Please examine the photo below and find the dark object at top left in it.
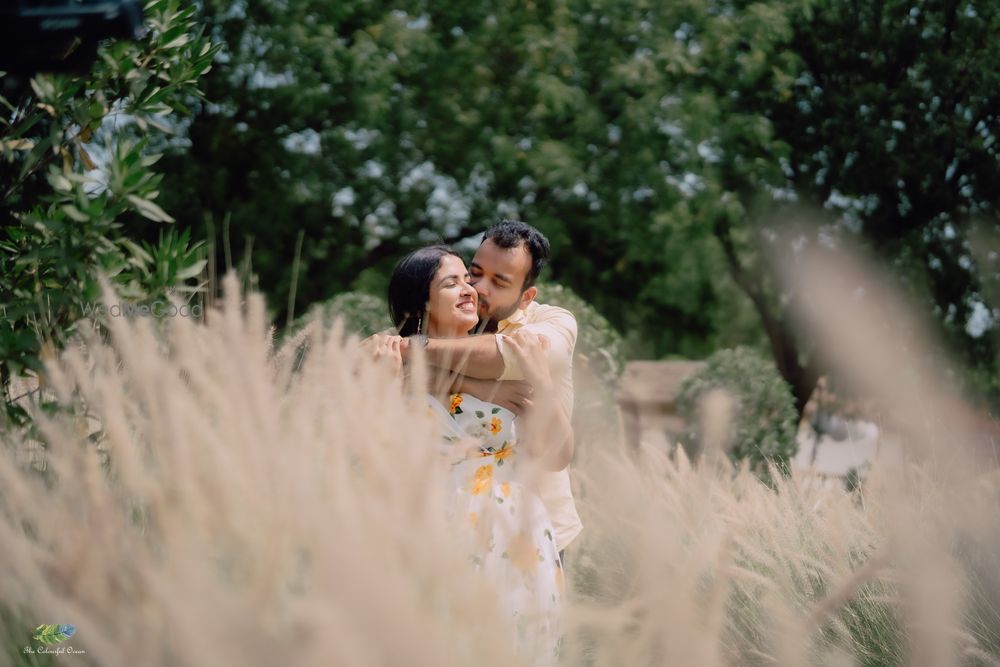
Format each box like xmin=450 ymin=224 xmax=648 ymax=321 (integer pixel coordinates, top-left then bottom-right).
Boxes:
xmin=0 ymin=1 xmax=146 ymax=74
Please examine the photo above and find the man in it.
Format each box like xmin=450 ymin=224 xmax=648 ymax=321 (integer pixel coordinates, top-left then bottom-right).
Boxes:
xmin=402 ymin=220 xmax=583 ymax=558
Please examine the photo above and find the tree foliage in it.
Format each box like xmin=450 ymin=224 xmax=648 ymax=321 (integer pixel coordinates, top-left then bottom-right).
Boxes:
xmin=150 ymin=0 xmax=999 ymax=413
xmin=156 ymin=0 xmax=763 ymax=359
xmin=0 ymin=0 xmax=219 ymax=417
xmin=689 ymin=0 xmax=1000 ymax=410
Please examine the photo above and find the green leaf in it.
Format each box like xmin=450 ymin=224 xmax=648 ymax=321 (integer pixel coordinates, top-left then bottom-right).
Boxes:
xmin=126 ymin=194 xmax=175 ymax=222
xmin=175 ymin=258 xmax=208 ymax=281
xmin=48 ymin=171 xmax=72 ymax=192
xmin=29 ymin=76 xmax=56 ymax=102
xmin=163 ymin=34 xmax=191 ymax=49
xmin=33 ymin=623 xmax=74 ymax=645
xmin=61 ymin=204 xmax=90 ymax=222
xmin=121 ymin=238 xmax=154 ymax=266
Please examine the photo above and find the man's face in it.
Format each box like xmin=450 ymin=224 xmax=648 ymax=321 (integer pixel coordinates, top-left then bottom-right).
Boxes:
xmin=469 ymin=239 xmax=536 ymax=331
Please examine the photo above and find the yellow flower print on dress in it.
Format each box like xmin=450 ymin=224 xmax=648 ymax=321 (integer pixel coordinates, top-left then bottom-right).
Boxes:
xmin=506 ymin=532 xmax=539 ymax=574
xmin=493 ymin=442 xmax=514 ymax=466
xmin=469 ymin=464 xmax=493 ymax=495
xmin=439 ymin=392 xmax=560 ymax=658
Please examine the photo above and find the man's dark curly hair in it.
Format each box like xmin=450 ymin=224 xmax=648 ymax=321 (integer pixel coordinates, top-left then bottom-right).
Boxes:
xmin=481 ymin=219 xmax=550 ymax=290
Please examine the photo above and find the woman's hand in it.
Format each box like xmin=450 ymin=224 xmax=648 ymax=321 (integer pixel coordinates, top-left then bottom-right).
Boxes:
xmin=361 ymin=333 xmax=403 ymax=374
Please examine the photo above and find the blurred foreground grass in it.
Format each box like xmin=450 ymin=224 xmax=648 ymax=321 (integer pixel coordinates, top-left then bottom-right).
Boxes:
xmin=2 ymin=268 xmax=999 ymax=666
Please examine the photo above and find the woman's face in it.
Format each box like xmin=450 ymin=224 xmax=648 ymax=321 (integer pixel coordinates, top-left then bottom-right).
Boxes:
xmin=426 ymin=254 xmax=479 ymax=338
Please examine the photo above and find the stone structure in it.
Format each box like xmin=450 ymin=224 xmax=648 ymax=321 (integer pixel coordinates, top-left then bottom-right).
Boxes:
xmin=616 ymin=360 xmax=704 ymax=451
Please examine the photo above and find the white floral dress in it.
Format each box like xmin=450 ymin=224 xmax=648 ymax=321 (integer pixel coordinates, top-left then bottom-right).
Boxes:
xmin=429 ymin=392 xmax=563 ymax=666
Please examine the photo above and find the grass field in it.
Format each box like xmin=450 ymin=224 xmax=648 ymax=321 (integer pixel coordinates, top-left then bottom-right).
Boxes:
xmin=2 ymin=270 xmax=999 ymax=666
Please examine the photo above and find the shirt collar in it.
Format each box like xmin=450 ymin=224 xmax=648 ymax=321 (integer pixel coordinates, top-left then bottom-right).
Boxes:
xmin=497 ymin=302 xmax=532 ymax=332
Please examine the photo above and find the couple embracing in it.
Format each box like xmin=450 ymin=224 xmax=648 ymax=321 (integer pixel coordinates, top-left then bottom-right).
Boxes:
xmin=367 ymin=220 xmax=582 ymax=665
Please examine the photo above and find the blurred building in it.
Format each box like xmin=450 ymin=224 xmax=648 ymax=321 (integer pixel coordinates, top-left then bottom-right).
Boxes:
xmin=615 ymin=363 xmax=905 ymax=482
xmin=616 ymin=360 xmax=703 ymax=453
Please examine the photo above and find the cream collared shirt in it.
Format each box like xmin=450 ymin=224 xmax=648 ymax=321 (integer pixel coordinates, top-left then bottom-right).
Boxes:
xmin=495 ymin=301 xmax=583 ymax=551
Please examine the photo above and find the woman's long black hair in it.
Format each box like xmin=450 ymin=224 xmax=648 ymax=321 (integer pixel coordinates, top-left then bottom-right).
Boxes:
xmin=387 ymin=245 xmax=461 ymax=337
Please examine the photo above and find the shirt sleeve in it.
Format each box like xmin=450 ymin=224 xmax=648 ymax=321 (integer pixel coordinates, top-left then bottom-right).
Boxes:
xmin=497 ymin=306 xmax=578 ymax=382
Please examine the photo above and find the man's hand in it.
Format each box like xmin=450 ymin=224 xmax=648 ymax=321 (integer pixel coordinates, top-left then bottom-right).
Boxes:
xmin=503 ymin=330 xmax=553 ymax=396
xmin=502 ymin=329 xmax=574 ymax=470
xmin=462 ymin=378 xmax=534 ymax=415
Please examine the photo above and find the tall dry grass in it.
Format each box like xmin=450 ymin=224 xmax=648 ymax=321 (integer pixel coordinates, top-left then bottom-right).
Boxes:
xmin=0 ymin=255 xmax=998 ymax=666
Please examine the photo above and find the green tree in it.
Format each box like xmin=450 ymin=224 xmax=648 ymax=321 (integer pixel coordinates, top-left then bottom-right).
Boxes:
xmin=155 ymin=0 xmax=760 ymax=360
xmin=683 ymin=0 xmax=1000 ymax=411
xmin=0 ymin=0 xmax=219 ymax=420
xmin=154 ymin=0 xmax=999 ymax=414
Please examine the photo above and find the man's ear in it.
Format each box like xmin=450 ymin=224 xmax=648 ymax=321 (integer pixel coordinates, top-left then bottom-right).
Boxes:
xmin=519 ymin=285 xmax=538 ymax=309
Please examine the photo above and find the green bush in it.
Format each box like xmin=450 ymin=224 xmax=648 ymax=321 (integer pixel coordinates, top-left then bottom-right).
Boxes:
xmin=676 ymin=346 xmax=798 ymax=478
xmin=537 ymin=282 xmax=625 ymax=389
xmin=295 ymin=291 xmax=392 ymax=339
xmin=0 ymin=1 xmax=218 ymax=424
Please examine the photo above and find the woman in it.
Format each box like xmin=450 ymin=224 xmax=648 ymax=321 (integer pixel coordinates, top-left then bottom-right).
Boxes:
xmin=374 ymin=245 xmax=567 ymax=666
